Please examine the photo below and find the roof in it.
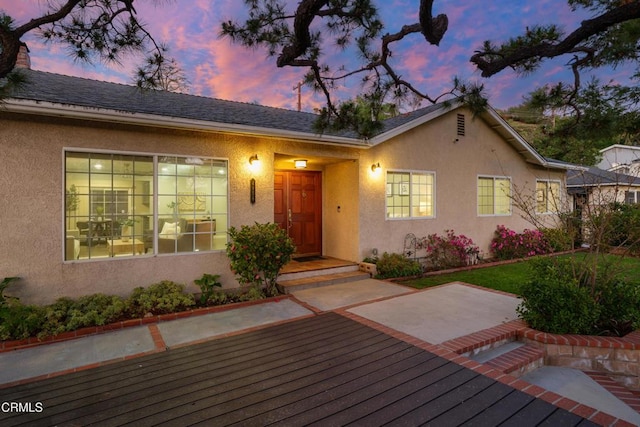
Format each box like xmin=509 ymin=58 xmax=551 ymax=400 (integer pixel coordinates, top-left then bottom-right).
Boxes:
xmin=5 ymin=69 xmax=571 ymax=169
xmin=567 ymin=166 xmax=640 ymax=188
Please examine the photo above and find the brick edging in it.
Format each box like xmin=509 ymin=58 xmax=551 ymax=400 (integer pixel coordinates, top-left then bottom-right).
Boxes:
xmin=0 ymin=295 xmax=292 ymax=353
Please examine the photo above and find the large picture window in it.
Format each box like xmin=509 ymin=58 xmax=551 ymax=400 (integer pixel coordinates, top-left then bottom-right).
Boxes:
xmin=65 ymin=151 xmax=228 ymax=260
xmin=536 ymin=180 xmax=561 ymax=214
xmin=477 ymin=176 xmax=511 ymax=216
xmin=386 ymin=171 xmax=435 ymax=219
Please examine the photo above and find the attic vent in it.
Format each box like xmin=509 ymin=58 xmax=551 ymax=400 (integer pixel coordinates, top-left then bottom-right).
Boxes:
xmin=456 ymin=113 xmax=465 ymax=136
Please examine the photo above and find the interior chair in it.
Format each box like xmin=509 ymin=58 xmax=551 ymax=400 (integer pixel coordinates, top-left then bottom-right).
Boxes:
xmin=76 ymin=221 xmax=91 ymax=245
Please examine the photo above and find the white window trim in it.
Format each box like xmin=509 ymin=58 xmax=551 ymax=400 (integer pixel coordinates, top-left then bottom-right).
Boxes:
xmin=477 ymin=175 xmax=512 ymax=217
xmin=535 ymin=179 xmax=562 ymax=215
xmin=385 ymin=169 xmax=436 ymax=220
xmin=62 ymin=148 xmax=230 ymax=262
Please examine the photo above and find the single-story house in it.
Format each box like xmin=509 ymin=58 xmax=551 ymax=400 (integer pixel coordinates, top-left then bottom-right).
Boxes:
xmin=567 ymin=166 xmax=640 ymax=209
xmin=1 ymin=58 xmax=576 ymax=304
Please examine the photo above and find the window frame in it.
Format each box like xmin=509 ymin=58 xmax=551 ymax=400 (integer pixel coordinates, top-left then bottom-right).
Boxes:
xmin=477 ymin=175 xmax=512 ymax=217
xmin=385 ymin=169 xmax=436 ymax=220
xmin=535 ymin=179 xmax=562 ymax=214
xmin=63 ymin=148 xmax=229 ymax=262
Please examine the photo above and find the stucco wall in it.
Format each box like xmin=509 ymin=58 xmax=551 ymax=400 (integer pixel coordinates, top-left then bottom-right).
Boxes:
xmin=357 ymin=108 xmax=567 ymax=260
xmin=0 ymin=114 xmax=362 ymax=304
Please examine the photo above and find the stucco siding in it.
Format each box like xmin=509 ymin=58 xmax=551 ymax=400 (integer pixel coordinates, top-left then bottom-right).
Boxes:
xmin=357 ymin=108 xmax=566 ymax=259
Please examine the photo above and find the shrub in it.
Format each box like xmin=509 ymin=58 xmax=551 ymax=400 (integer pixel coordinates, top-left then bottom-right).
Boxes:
xmin=375 ymin=252 xmax=422 ymax=279
xmin=125 ymin=281 xmax=195 ymax=318
xmin=595 ymin=279 xmax=640 ymax=336
xmin=517 ymin=257 xmax=600 ymax=334
xmin=41 ymin=294 xmax=126 ymax=337
xmin=194 ymin=273 xmax=223 ymax=305
xmin=227 ymin=222 xmax=295 ymax=296
xmin=608 ymin=202 xmax=640 ymax=253
xmin=540 ymin=227 xmax=574 ymax=252
xmin=0 ymin=300 xmax=45 ymax=340
xmin=424 ymin=230 xmax=479 ymax=270
xmin=490 ymin=225 xmax=551 ymax=260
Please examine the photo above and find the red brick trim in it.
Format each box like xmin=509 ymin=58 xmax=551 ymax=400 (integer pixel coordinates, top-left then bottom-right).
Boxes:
xmin=0 ymin=295 xmax=293 ymax=353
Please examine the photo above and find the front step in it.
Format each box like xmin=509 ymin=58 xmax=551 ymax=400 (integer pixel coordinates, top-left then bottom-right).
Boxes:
xmin=278 ymin=270 xmax=370 ymax=293
xmin=471 ymin=342 xmax=545 ymax=378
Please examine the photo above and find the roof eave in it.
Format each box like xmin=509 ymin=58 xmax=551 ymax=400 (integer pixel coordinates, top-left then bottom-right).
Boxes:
xmin=5 ymin=99 xmax=372 ymax=148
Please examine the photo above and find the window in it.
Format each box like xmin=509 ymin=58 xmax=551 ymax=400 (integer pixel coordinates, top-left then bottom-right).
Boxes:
xmin=477 ymin=176 xmax=511 ymax=216
xmin=625 ymin=190 xmax=640 ymax=204
xmin=386 ymin=171 xmax=435 ymax=219
xmin=65 ymin=151 xmax=228 ymax=260
xmin=536 ymin=180 xmax=561 ymax=213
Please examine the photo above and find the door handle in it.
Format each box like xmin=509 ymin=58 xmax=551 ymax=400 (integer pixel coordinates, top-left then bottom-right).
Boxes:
xmin=288 ymin=208 xmax=292 ymax=229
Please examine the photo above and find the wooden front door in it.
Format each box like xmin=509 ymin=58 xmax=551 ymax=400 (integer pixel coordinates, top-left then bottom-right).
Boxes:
xmin=274 ymin=170 xmax=322 ymax=255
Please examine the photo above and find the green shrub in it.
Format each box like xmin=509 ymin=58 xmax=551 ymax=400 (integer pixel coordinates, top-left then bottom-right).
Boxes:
xmin=517 ymin=258 xmax=600 ymax=334
xmin=0 ymin=300 xmax=45 ymax=340
xmin=540 ymin=227 xmax=574 ymax=252
xmin=41 ymin=294 xmax=126 ymax=337
xmin=375 ymin=252 xmax=422 ymax=279
xmin=595 ymin=279 xmax=640 ymax=336
xmin=608 ymin=203 xmax=640 ymax=252
xmin=227 ymin=222 xmax=295 ymax=296
xmin=125 ymin=281 xmax=195 ymax=318
xmin=194 ymin=273 xmax=223 ymax=305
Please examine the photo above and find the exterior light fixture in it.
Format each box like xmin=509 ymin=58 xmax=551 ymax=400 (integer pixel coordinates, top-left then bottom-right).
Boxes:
xmin=371 ymin=162 xmax=381 ymax=172
xmin=294 ymin=159 xmax=307 ymax=169
xmin=249 ymin=154 xmax=259 ymax=166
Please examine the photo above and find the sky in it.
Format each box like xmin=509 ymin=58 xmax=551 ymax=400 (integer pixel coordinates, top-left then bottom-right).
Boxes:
xmin=1 ymin=0 xmax=635 ymax=112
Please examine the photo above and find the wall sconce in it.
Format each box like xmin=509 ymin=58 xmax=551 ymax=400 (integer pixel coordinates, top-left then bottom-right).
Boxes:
xmin=371 ymin=162 xmax=381 ymax=173
xmin=249 ymin=154 xmax=260 ymax=172
xmin=294 ymin=159 xmax=307 ymax=169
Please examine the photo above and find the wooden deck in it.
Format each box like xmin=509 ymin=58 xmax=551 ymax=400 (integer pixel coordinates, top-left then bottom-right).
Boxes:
xmin=0 ymin=313 xmax=598 ymax=426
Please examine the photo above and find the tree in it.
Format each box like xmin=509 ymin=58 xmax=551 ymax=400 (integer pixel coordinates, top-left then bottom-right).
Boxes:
xmin=0 ymin=0 xmax=185 ymax=93
xmin=511 ymin=80 xmax=640 ymax=165
xmin=221 ymin=0 xmax=640 ymax=135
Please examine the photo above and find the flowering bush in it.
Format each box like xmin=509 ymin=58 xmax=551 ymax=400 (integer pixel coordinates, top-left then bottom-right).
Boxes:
xmin=490 ymin=225 xmax=551 ymax=260
xmin=226 ymin=223 xmax=295 ymax=296
xmin=425 ymin=230 xmax=480 ymax=270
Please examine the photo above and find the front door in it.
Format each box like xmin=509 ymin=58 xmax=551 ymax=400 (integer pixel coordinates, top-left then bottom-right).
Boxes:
xmin=274 ymin=170 xmax=322 ymax=255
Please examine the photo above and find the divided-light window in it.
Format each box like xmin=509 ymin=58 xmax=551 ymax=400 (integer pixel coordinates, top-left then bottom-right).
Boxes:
xmin=64 ymin=151 xmax=228 ymax=260
xmin=477 ymin=176 xmax=511 ymax=216
xmin=386 ymin=171 xmax=435 ymax=219
xmin=536 ymin=180 xmax=561 ymax=214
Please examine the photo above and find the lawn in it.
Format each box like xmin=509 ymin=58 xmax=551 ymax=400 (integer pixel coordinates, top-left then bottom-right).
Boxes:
xmin=402 ymin=253 xmax=640 ymax=296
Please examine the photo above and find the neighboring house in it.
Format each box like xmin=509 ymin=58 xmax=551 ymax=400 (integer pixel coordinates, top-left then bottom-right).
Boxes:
xmin=597 ymin=144 xmax=640 ymax=177
xmin=1 ymin=64 xmax=575 ymax=304
xmin=567 ymin=166 xmax=640 ymax=210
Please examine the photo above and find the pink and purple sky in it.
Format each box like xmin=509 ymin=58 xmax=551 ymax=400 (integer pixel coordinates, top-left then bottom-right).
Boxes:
xmin=1 ymin=1 xmax=634 ymax=112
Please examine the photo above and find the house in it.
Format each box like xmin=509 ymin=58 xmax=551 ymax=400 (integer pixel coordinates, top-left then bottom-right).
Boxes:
xmin=567 ymin=166 xmax=640 ymax=211
xmin=1 ymin=62 xmax=575 ymax=304
xmin=596 ymin=144 xmax=640 ymax=176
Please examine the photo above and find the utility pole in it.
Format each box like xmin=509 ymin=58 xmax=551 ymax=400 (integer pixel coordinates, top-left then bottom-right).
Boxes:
xmin=293 ymin=82 xmax=302 ymax=111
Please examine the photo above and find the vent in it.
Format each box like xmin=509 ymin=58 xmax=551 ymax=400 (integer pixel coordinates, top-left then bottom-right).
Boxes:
xmin=456 ymin=113 xmax=465 ymax=136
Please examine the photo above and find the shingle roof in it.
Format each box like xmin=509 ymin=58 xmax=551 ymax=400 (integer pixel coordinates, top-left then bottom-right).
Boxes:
xmin=9 ymin=70 xmax=453 ymax=141
xmin=567 ymin=166 xmax=640 ymax=187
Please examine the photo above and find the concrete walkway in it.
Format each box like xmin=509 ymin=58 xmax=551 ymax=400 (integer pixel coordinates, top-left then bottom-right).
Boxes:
xmin=1 ymin=280 xmax=638 ymax=425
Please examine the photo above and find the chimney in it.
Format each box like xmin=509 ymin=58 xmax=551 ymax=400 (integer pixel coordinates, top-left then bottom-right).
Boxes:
xmin=15 ymin=42 xmax=31 ymax=69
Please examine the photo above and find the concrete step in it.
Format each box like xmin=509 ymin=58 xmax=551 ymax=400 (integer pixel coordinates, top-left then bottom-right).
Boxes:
xmin=277 ymin=270 xmax=371 ymax=293
xmin=472 ymin=342 xmax=545 ymax=378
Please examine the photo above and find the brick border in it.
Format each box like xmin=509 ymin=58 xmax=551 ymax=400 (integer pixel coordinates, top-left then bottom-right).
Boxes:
xmin=0 ymin=295 xmax=293 ymax=353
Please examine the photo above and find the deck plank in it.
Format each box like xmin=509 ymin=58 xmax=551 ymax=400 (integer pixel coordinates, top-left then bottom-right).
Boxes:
xmin=0 ymin=312 xmax=596 ymax=427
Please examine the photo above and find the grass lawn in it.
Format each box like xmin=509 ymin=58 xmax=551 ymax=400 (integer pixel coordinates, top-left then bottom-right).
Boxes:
xmin=402 ymin=253 xmax=640 ymax=296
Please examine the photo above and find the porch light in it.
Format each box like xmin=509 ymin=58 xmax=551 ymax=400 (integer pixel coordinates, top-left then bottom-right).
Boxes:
xmin=249 ymin=154 xmax=259 ymax=166
xmin=294 ymin=159 xmax=307 ymax=169
xmin=371 ymin=162 xmax=381 ymax=173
